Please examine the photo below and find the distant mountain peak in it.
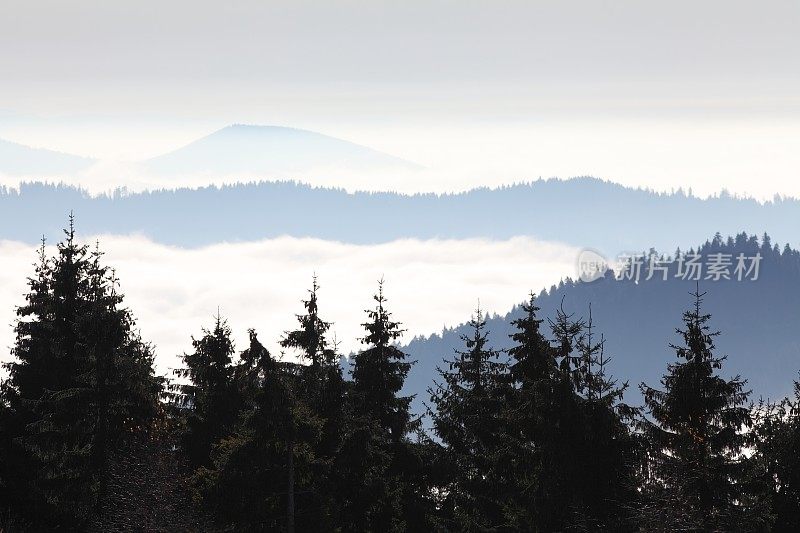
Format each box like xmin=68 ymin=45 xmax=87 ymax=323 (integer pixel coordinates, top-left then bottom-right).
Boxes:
xmin=0 ymin=137 xmax=95 ymax=176
xmin=220 ymin=123 xmax=307 ymax=132
xmin=145 ymin=124 xmax=422 ymax=177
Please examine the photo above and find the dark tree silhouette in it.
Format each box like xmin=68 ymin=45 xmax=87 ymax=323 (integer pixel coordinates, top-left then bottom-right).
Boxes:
xmin=429 ymin=307 xmax=509 ymax=531
xmin=172 ymin=314 xmax=240 ymax=469
xmin=279 ymin=277 xmax=346 ymax=531
xmin=197 ymin=330 xmax=322 ymax=532
xmin=754 ymin=377 xmax=800 ymax=531
xmin=336 ymin=280 xmax=435 ymax=531
xmin=1 ymin=218 xmax=162 ymax=527
xmin=569 ymin=307 xmax=639 ymax=531
xmin=3 ymin=224 xmax=800 ymax=530
xmin=638 ymin=287 xmax=764 ymax=530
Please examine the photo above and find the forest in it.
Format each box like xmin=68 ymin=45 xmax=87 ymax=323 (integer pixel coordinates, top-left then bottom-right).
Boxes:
xmin=1 ymin=178 xmax=798 ymax=252
xmin=1 ymin=220 xmax=800 ymax=532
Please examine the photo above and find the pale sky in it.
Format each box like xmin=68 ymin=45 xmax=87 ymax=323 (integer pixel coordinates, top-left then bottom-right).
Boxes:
xmin=2 ymin=1 xmax=798 ymax=88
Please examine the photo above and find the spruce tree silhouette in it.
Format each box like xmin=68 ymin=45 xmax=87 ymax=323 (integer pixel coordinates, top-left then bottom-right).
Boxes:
xmin=337 ymin=280 xmax=433 ymax=531
xmin=500 ymin=294 xmax=557 ymax=531
xmin=172 ymin=313 xmax=240 ymax=469
xmin=755 ymin=377 xmax=800 ymax=531
xmin=569 ymin=306 xmax=639 ymax=531
xmin=198 ymin=330 xmax=322 ymax=532
xmin=280 ymin=276 xmax=345 ymax=531
xmin=1 ymin=216 xmax=162 ymax=528
xmin=638 ymin=285 xmax=764 ymax=530
xmin=429 ymin=306 xmax=509 ymax=531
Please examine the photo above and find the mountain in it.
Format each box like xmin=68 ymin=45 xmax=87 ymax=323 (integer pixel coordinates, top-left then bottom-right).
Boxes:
xmin=0 ymin=179 xmax=797 ymax=254
xmin=0 ymin=138 xmax=95 ymax=176
xmin=401 ymin=234 xmax=800 ymax=420
xmin=144 ymin=124 xmax=422 ymax=177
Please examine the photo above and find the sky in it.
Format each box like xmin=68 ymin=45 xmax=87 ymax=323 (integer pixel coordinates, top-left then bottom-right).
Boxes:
xmin=0 ymin=0 xmax=799 ymax=198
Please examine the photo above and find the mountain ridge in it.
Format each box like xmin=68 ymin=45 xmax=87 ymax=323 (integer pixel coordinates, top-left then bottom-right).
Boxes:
xmin=143 ymin=124 xmax=423 ymax=176
xmin=1 ymin=178 xmax=797 ymax=255
xmin=0 ymin=137 xmax=95 ymax=176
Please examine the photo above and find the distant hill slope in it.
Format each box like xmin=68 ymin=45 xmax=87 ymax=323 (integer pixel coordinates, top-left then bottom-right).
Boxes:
xmin=401 ymin=234 xmax=800 ymax=420
xmin=144 ymin=124 xmax=421 ymax=177
xmin=0 ymin=138 xmax=95 ymax=176
xmin=0 ymin=178 xmax=797 ymax=255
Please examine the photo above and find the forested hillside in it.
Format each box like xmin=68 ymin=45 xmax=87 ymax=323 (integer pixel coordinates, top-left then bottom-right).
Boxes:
xmin=2 ymin=226 xmax=800 ymax=531
xmin=1 ymin=179 xmax=798 ymax=253
xmin=404 ymin=233 xmax=800 ymax=419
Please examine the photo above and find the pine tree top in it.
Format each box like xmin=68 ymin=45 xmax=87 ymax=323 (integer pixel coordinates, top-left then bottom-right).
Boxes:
xmin=280 ymin=276 xmax=335 ymax=367
xmin=359 ymin=278 xmax=405 ymax=348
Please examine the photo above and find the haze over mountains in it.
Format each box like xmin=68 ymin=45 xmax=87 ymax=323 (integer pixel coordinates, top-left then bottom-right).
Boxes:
xmin=0 ymin=124 xmax=422 ymax=190
xmin=3 ymin=121 xmax=800 ymax=199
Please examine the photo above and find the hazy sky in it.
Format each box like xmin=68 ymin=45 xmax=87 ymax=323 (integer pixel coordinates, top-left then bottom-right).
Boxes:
xmin=1 ymin=0 xmax=799 ymax=196
xmin=3 ymin=1 xmax=798 ymax=89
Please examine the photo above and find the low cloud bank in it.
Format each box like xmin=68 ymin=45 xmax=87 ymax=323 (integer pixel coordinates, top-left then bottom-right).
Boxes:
xmin=0 ymin=235 xmax=579 ymax=376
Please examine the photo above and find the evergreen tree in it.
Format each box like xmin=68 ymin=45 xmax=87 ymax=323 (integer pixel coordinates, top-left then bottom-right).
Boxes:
xmin=549 ymin=297 xmax=585 ymax=387
xmin=280 ymin=277 xmax=343 ymax=424
xmin=503 ymin=296 xmax=638 ymax=531
xmin=351 ymin=281 xmax=414 ymax=441
xmin=0 ymin=239 xmax=53 ymax=521
xmin=0 ymin=379 xmax=21 ymax=523
xmin=1 ymin=219 xmax=162 ymax=526
xmin=82 ymin=244 xmax=163 ymax=514
xmin=280 ymin=277 xmax=345 ymax=530
xmin=503 ymin=294 xmax=568 ymax=530
xmin=570 ymin=306 xmax=639 ymax=531
xmin=638 ymin=287 xmax=762 ymax=531
xmin=337 ymin=281 xmax=432 ymax=531
xmin=199 ymin=330 xmax=322 ymax=532
xmin=511 ymin=297 xmax=587 ymax=531
xmin=26 ymin=226 xmax=96 ymax=519
xmin=754 ymin=376 xmax=800 ymax=531
xmin=429 ymin=307 xmax=509 ymax=531
xmin=173 ymin=314 xmax=240 ymax=468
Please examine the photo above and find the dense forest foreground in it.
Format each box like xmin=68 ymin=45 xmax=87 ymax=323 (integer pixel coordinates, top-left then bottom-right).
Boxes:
xmin=2 ymin=221 xmax=800 ymax=532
